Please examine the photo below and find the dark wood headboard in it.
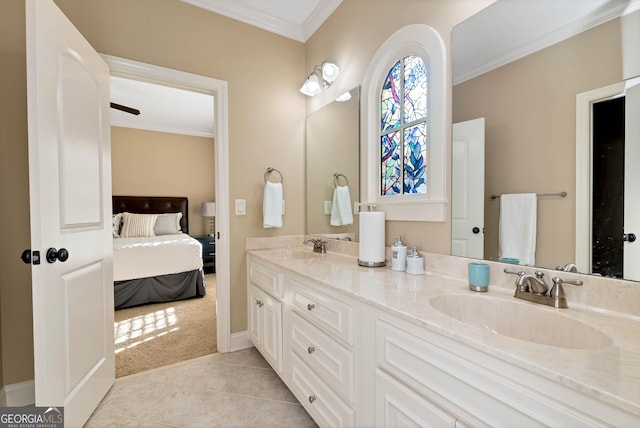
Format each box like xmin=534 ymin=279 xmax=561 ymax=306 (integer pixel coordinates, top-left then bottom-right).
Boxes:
xmin=112 ymin=196 xmax=189 ymax=234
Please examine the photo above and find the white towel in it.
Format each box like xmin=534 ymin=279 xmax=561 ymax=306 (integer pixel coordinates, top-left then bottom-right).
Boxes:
xmin=263 ymin=182 xmax=283 ymax=228
xmin=330 ymin=185 xmax=354 ymax=226
xmin=499 ymin=193 xmax=537 ymax=265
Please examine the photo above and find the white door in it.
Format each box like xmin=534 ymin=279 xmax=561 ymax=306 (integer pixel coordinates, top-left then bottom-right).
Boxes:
xmin=452 ymin=118 xmax=485 ymax=258
xmin=26 ymin=0 xmax=114 ymax=426
xmin=624 ymin=80 xmax=640 ymax=280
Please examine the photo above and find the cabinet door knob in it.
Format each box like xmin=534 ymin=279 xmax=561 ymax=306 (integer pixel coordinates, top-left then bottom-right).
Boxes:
xmin=256 ymin=299 xmax=264 ymax=308
xmin=308 ymin=395 xmax=316 ymax=404
xmin=307 ymin=346 xmax=315 ymax=354
xmin=307 ymin=303 xmax=315 ymax=311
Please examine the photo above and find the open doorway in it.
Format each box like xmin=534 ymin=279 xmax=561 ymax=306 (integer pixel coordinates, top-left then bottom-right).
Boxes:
xmin=104 ymin=55 xmax=231 ymax=375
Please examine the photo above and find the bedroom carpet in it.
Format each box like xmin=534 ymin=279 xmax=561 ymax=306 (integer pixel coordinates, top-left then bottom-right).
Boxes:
xmin=114 ymin=273 xmax=217 ymax=378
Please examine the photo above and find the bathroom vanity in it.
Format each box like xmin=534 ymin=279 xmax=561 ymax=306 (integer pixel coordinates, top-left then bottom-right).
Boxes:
xmin=247 ymin=240 xmax=640 ymax=427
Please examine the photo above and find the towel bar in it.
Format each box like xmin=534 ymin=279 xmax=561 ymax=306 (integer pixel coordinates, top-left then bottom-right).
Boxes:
xmin=333 ymin=173 xmax=349 ymax=188
xmin=264 ymin=167 xmax=283 ymax=183
xmin=490 ymin=191 xmax=567 ymax=200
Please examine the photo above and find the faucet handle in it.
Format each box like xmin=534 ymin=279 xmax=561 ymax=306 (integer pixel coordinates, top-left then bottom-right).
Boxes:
xmin=504 ymin=268 xmax=524 ymax=276
xmin=550 ymin=276 xmax=583 ymax=299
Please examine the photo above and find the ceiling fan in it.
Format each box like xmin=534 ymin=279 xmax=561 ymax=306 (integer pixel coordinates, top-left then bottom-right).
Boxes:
xmin=110 ymin=102 xmax=140 ymax=115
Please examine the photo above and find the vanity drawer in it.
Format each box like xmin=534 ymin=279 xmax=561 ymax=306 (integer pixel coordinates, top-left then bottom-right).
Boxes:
xmin=248 ymin=257 xmax=285 ymax=299
xmin=290 ymin=274 xmax=354 ymax=346
xmin=290 ymin=352 xmax=355 ymax=428
xmin=375 ymin=368 xmax=456 ymax=427
xmin=290 ymin=312 xmax=355 ymax=403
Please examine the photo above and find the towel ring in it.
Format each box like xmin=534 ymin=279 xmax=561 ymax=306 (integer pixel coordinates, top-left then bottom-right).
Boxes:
xmin=264 ymin=167 xmax=283 ymax=183
xmin=333 ymin=173 xmax=349 ymax=188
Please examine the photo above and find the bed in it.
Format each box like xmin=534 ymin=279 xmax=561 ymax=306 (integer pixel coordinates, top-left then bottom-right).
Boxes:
xmin=112 ymin=196 xmax=206 ymax=310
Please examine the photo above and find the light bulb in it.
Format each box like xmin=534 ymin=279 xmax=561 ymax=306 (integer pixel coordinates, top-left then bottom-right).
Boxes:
xmin=321 ymin=62 xmax=340 ymax=83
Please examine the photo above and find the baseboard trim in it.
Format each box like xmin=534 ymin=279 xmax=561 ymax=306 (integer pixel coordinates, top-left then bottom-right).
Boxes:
xmin=228 ymin=331 xmax=252 ymax=352
xmin=2 ymin=379 xmax=35 ymax=406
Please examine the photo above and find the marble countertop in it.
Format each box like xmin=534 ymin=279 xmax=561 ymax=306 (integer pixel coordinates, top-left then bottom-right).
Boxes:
xmin=247 ymin=246 xmax=640 ymax=417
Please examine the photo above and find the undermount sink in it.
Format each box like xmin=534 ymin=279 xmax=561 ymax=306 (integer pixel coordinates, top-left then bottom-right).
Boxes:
xmin=430 ymin=294 xmax=613 ymax=350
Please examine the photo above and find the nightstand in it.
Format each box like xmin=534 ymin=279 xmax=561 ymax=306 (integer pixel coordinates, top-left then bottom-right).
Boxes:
xmin=194 ymin=236 xmax=216 ymax=274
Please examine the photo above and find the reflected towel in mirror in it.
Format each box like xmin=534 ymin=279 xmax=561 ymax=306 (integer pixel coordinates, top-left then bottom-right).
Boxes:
xmin=263 ymin=181 xmax=283 ymax=228
xmin=330 ymin=185 xmax=353 ymax=226
xmin=499 ymin=193 xmax=537 ymax=265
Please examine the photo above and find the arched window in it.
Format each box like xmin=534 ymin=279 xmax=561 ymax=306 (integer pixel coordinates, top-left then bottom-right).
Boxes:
xmin=362 ymin=24 xmax=446 ymax=221
xmin=380 ymin=55 xmax=428 ymax=196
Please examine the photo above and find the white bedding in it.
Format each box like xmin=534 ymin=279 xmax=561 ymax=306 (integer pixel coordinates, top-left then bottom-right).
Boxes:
xmin=113 ymin=234 xmax=203 ymax=281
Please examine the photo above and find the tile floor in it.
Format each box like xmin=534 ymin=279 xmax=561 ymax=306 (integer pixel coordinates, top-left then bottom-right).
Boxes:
xmin=85 ymin=347 xmax=317 ymax=427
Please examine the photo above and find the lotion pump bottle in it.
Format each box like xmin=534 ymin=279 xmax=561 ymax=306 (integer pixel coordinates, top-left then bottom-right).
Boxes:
xmin=391 ymin=235 xmax=407 ymax=271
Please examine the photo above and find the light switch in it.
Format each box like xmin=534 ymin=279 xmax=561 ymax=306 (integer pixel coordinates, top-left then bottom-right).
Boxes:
xmin=324 ymin=200 xmax=332 ymax=215
xmin=235 ymin=199 xmax=246 ymax=215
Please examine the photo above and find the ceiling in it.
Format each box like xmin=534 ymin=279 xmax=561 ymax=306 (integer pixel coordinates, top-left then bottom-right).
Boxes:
xmin=453 ymin=0 xmax=640 ymax=84
xmin=180 ymin=0 xmax=343 ymax=42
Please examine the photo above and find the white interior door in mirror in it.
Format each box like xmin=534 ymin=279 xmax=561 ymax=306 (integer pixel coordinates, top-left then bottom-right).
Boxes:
xmin=452 ymin=118 xmax=485 ymax=258
xmin=624 ymin=79 xmax=640 ymax=280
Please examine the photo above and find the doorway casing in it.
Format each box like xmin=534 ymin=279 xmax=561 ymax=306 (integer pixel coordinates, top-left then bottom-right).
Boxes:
xmin=103 ymin=55 xmax=232 ymax=352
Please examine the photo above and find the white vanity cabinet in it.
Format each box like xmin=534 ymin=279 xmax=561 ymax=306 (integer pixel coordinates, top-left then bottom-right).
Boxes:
xmin=286 ymin=273 xmax=356 ymax=427
xmin=247 ymin=252 xmax=640 ymax=428
xmin=372 ymin=312 xmax=635 ymax=427
xmin=247 ymin=258 xmax=285 ymax=373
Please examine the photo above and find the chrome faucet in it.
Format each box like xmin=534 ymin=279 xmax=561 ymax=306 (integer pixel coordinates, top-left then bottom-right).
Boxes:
xmin=304 ymin=238 xmax=327 ymax=254
xmin=505 ymin=268 xmax=583 ymax=308
xmin=556 ymin=262 xmax=578 ymax=273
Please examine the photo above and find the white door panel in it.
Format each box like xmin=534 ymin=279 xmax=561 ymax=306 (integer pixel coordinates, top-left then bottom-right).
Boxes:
xmin=452 ymin=118 xmax=485 ymax=259
xmin=26 ymin=1 xmax=114 ymax=426
xmin=624 ymin=80 xmax=640 ymax=280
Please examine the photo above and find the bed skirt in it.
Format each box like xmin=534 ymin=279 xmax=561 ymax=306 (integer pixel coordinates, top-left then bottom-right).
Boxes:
xmin=114 ymin=269 xmax=206 ymax=310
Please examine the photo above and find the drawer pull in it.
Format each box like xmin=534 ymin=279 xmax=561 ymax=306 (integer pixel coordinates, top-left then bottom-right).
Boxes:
xmin=308 ymin=395 xmax=316 ymax=404
xmin=256 ymin=299 xmax=264 ymax=308
xmin=307 ymin=346 xmax=315 ymax=354
xmin=307 ymin=303 xmax=316 ymax=311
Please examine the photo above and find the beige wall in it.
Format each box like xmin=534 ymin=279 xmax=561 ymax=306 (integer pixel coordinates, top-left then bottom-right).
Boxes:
xmin=54 ymin=0 xmax=307 ymax=334
xmin=0 ymin=0 xmax=496 ymax=387
xmin=453 ymin=18 xmax=623 ymax=268
xmin=304 ymin=0 xmax=494 ymax=254
xmin=111 ymin=127 xmax=215 ymax=237
xmin=0 ymin=0 xmax=34 ymax=387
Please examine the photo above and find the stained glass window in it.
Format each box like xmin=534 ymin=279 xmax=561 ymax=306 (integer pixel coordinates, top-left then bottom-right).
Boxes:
xmin=380 ymin=55 xmax=428 ymax=196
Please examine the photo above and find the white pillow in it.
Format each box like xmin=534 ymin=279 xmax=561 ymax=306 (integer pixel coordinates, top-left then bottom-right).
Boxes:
xmin=154 ymin=212 xmax=183 ymax=235
xmin=112 ymin=213 xmax=123 ymax=238
xmin=120 ymin=212 xmax=158 ymax=238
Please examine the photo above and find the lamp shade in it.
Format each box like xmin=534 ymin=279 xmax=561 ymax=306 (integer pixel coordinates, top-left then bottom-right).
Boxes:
xmin=201 ymin=202 xmax=216 ymax=217
xmin=300 ymin=74 xmax=321 ymax=96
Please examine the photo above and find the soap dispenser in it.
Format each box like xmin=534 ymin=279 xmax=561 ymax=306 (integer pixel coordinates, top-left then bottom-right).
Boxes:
xmin=391 ymin=235 xmax=407 ymax=271
xmin=406 ymin=246 xmax=425 ymax=275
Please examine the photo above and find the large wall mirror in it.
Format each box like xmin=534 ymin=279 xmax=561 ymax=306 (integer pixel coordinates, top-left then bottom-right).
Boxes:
xmin=306 ymin=87 xmax=360 ymax=241
xmin=452 ymin=0 xmax=640 ymax=280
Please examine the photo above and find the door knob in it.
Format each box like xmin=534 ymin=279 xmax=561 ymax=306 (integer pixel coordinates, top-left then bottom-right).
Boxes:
xmin=472 ymin=227 xmax=481 ymax=234
xmin=20 ymin=249 xmax=41 ymax=265
xmin=46 ymin=248 xmax=69 ymax=263
xmin=623 ymin=233 xmax=636 ymax=243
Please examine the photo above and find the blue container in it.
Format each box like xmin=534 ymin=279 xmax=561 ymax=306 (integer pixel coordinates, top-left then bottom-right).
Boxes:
xmin=468 ymin=262 xmax=490 ymax=291
xmin=499 ymin=257 xmax=520 ymax=264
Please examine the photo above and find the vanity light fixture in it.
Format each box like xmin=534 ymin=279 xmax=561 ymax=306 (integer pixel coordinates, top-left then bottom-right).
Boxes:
xmin=335 ymin=91 xmax=352 ymax=102
xmin=300 ymin=61 xmax=340 ymax=97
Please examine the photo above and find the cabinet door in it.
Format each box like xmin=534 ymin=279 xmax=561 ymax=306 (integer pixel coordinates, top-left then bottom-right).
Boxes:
xmin=375 ymin=369 xmax=456 ymax=427
xmin=248 ymin=284 xmax=263 ymax=347
xmin=261 ymin=291 xmax=283 ymax=373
